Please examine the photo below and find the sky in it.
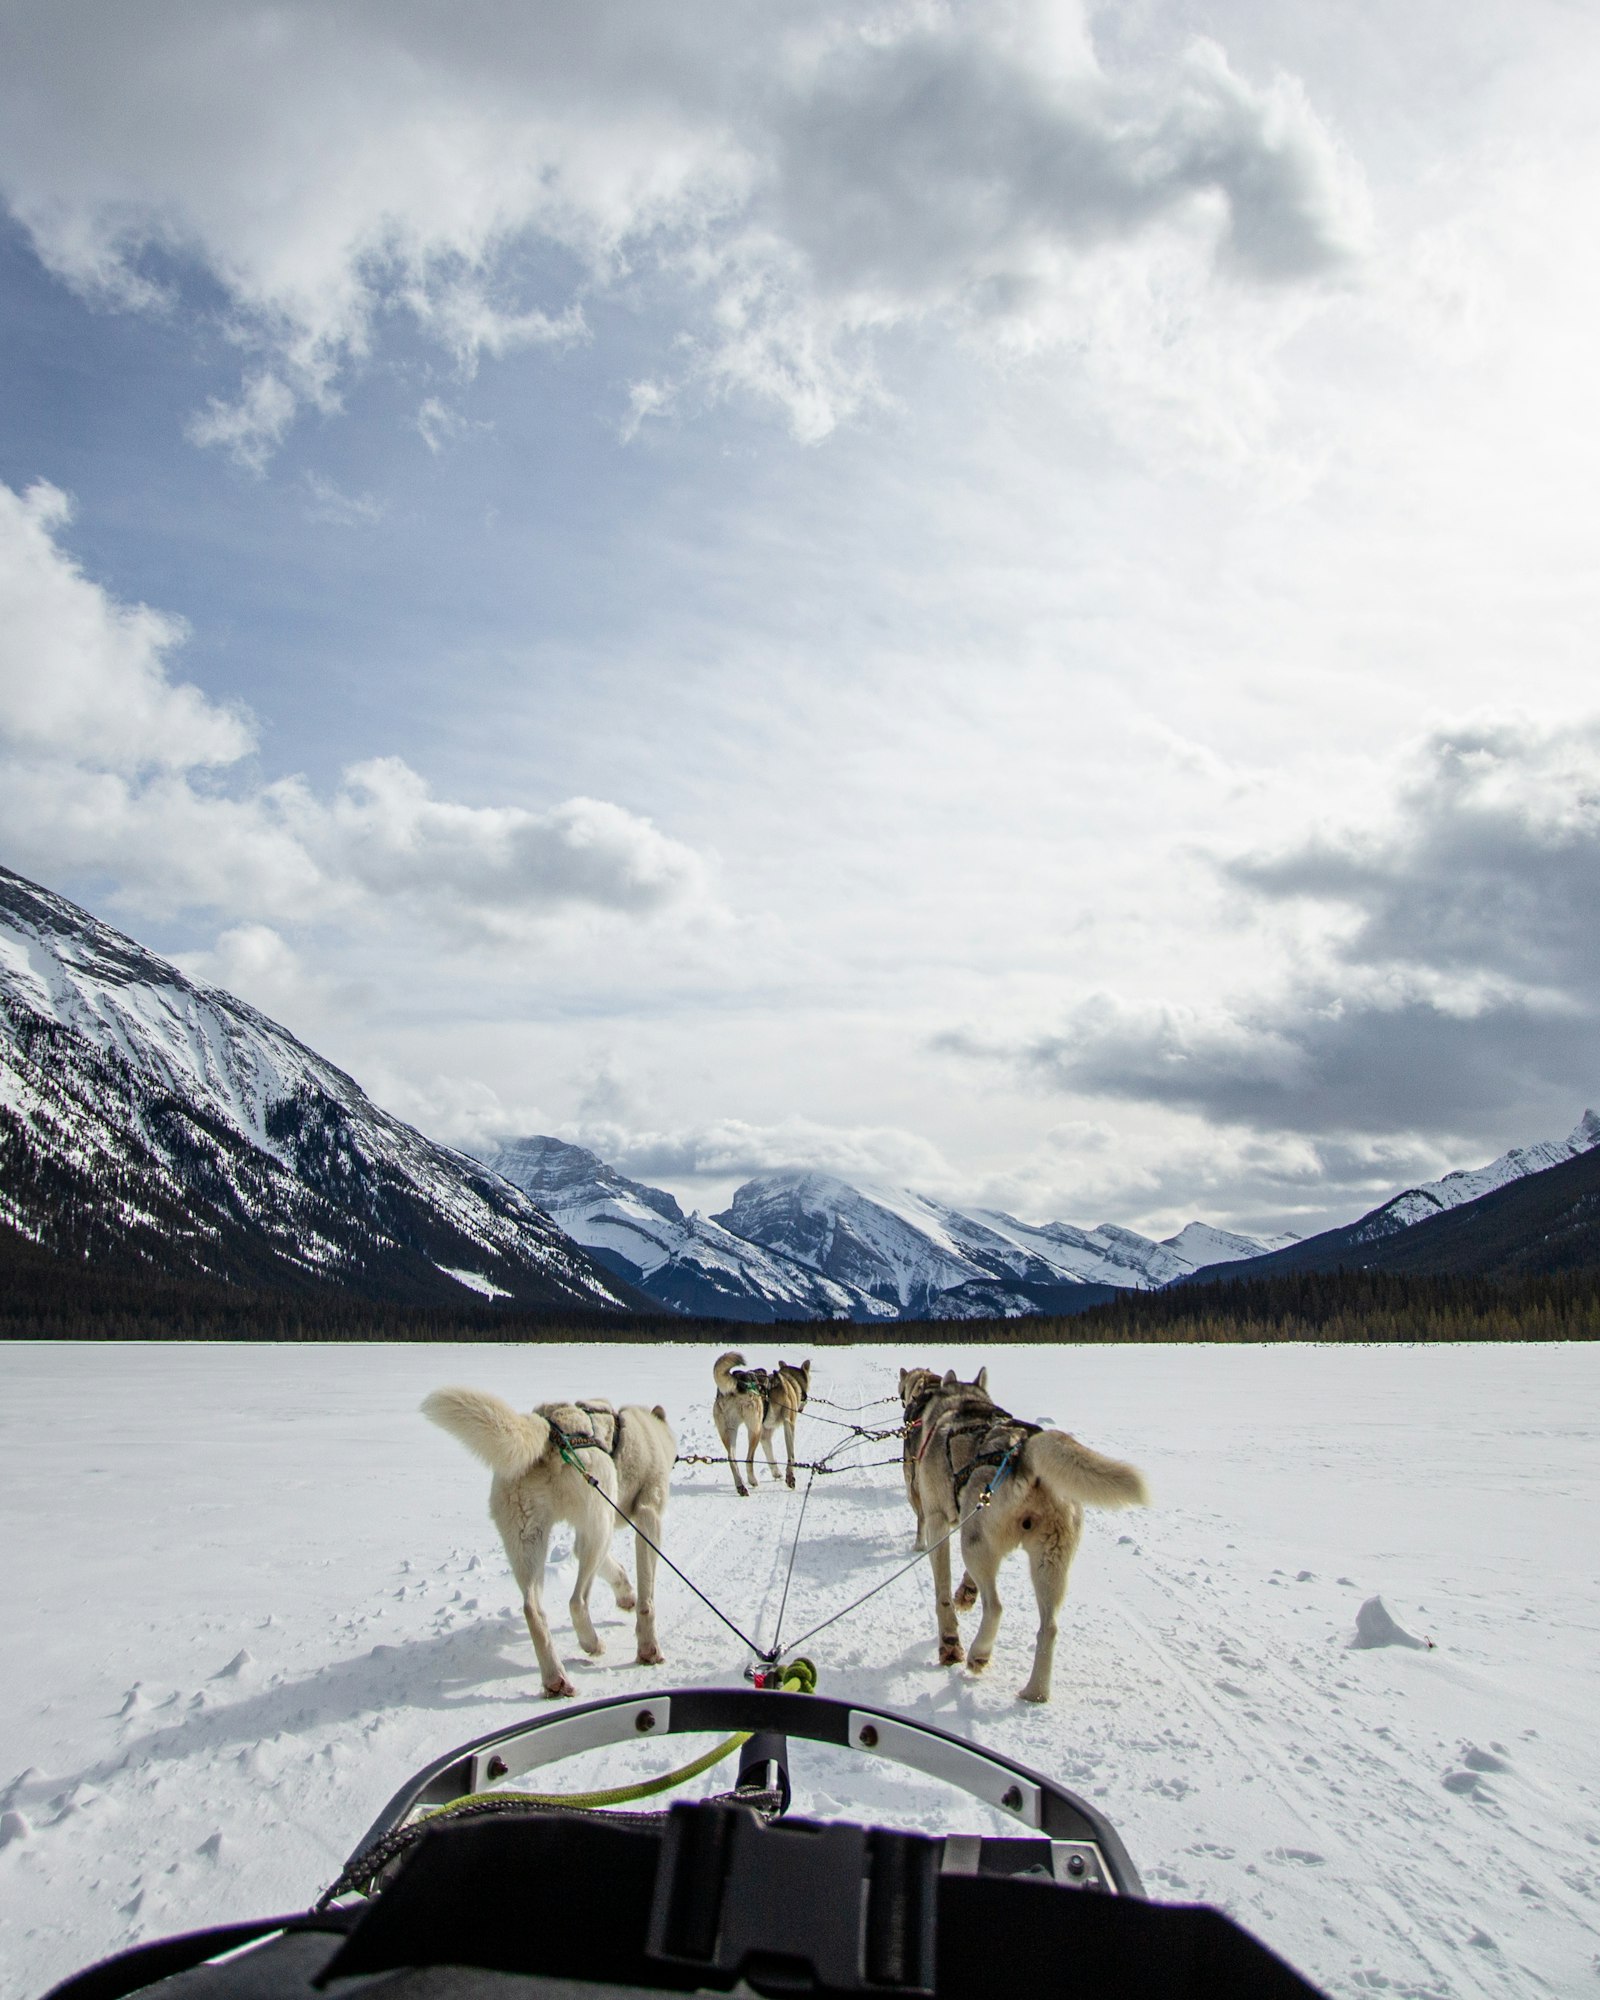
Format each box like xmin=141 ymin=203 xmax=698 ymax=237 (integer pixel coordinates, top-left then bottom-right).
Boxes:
xmin=2 ymin=0 xmax=1599 ymax=1238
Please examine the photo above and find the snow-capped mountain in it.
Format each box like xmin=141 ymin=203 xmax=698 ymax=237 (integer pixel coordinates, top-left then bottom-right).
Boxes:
xmin=0 ymin=866 xmax=641 ymax=1311
xmin=481 ymin=1136 xmax=895 ymax=1322
xmin=712 ymin=1171 xmax=1291 ymax=1319
xmin=1346 ymin=1112 xmax=1600 ymax=1244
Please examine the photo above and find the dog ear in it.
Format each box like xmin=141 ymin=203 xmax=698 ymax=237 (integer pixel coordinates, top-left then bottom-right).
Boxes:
xmin=942 ymin=1369 xmax=958 ymax=1387
xmin=801 ymin=1359 xmax=811 ymax=1379
xmin=899 ymin=1367 xmax=910 ymax=1394
xmin=653 ymin=1405 xmax=667 ymax=1420
xmin=975 ymin=1367 xmax=988 ymax=1391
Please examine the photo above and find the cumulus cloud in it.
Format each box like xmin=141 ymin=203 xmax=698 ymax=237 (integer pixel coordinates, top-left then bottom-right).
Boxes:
xmin=950 ymin=719 xmax=1600 ymax=1143
xmin=0 ymin=481 xmax=251 ymax=770
xmin=0 ymin=477 xmax=711 ymax=938
xmin=0 ymin=0 xmax=1367 ymax=450
xmin=1228 ymin=718 xmax=1600 ymax=996
xmin=963 ymin=1116 xmax=1448 ymax=1240
xmin=309 ymin=760 xmax=707 ymax=928
xmin=562 ymin=1113 xmax=959 ymax=1194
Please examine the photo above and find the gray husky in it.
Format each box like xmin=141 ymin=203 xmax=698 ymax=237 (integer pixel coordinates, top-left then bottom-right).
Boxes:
xmin=900 ymin=1367 xmax=1147 ymax=1703
xmin=711 ymin=1351 xmax=811 ymax=1495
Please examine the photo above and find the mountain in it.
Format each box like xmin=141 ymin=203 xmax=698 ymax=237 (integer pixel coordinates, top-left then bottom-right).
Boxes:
xmin=1184 ymin=1111 xmax=1600 ymax=1287
xmin=711 ymin=1171 xmax=1289 ymax=1319
xmin=480 ymin=1136 xmax=895 ymax=1322
xmin=1343 ymin=1111 xmax=1600 ymax=1244
xmin=0 ymin=866 xmax=644 ymax=1312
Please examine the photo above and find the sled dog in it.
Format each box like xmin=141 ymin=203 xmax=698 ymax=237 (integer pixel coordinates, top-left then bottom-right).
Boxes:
xmin=897 ymin=1363 xmax=989 ymax=1532
xmin=900 ymin=1367 xmax=1147 ymax=1704
xmin=711 ymin=1352 xmax=811 ymax=1496
xmin=423 ymin=1387 xmax=675 ymax=1698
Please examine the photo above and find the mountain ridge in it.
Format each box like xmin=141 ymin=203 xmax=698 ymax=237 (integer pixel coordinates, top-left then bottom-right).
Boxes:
xmin=0 ymin=866 xmax=645 ymax=1312
xmin=1183 ymin=1111 xmax=1600 ymax=1287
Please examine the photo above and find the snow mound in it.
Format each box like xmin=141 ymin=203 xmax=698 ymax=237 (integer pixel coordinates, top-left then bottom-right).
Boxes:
xmin=1349 ymin=1595 xmax=1427 ymax=1650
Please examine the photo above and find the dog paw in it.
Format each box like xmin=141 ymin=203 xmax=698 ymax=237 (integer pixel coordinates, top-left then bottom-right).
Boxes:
xmin=966 ymin=1653 xmax=991 ymax=1675
xmin=785 ymin=1473 xmax=796 ymax=1489
xmin=938 ymin=1640 xmax=966 ymax=1666
xmin=614 ymin=1592 xmax=637 ymax=1612
xmin=545 ymin=1676 xmax=577 ymax=1699
xmin=636 ymin=1644 xmax=665 ymax=1666
xmin=1016 ymin=1684 xmax=1050 ymax=1704
xmin=954 ymin=1581 xmax=978 ymax=1610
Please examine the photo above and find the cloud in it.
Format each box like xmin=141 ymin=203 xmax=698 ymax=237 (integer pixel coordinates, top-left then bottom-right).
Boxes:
xmin=301 ymin=473 xmax=386 ymax=526
xmin=0 ymin=1 xmax=1366 ymax=451
xmin=0 ymin=482 xmax=251 ymax=772
xmin=1228 ymin=718 xmax=1600 ymax=995
xmin=415 ymin=396 xmax=489 ymax=455
xmin=310 ymin=760 xmax=709 ymax=929
xmin=963 ymin=1115 xmax=1451 ymax=1240
xmin=560 ymin=1113 xmax=959 ymax=1194
xmin=949 ymin=719 xmax=1600 ymax=1142
xmin=0 ymin=476 xmax=711 ymax=939
xmin=185 ymin=372 xmax=300 ymax=473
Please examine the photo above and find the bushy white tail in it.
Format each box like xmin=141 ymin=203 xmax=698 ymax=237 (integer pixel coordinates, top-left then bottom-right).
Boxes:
xmin=422 ymin=1387 xmax=551 ymax=1478
xmin=712 ymin=1351 xmax=748 ymax=1393
xmin=1026 ymin=1430 xmax=1149 ymax=1510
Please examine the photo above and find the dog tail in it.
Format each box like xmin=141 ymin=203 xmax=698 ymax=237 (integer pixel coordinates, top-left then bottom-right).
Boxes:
xmin=712 ymin=1351 xmax=748 ymax=1393
xmin=1025 ymin=1430 xmax=1149 ymax=1511
xmin=422 ymin=1387 xmax=552 ymax=1478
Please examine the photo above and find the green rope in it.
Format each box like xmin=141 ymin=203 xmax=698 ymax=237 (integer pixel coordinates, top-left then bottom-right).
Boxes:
xmin=415 ymin=1660 xmax=818 ymax=1820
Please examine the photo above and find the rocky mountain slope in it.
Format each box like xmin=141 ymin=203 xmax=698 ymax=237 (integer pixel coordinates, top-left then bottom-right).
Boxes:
xmin=0 ymin=866 xmax=642 ymax=1311
xmin=1346 ymin=1111 xmax=1600 ymax=1243
xmin=1184 ymin=1111 xmax=1600 ymax=1287
xmin=710 ymin=1171 xmax=1291 ymax=1319
xmin=480 ymin=1136 xmax=895 ymax=1321
xmin=474 ymin=1145 xmax=1295 ymax=1322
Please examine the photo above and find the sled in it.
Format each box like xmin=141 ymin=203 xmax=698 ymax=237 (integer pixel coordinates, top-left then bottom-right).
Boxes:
xmin=42 ymin=1686 xmax=1324 ymax=2000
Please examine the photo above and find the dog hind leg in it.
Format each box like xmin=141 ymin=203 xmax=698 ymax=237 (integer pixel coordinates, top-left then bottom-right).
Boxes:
xmin=1017 ymin=1536 xmax=1069 ymax=1705
xmin=714 ymin=1403 xmax=748 ymax=1497
xmin=632 ymin=1503 xmax=665 ymax=1665
xmin=602 ymin=1550 xmax=635 ymax=1611
xmin=929 ymin=1522 xmax=965 ymax=1665
xmin=961 ymin=1523 xmax=1004 ymax=1674
xmin=569 ymin=1513 xmax=611 ymax=1658
xmin=513 ymin=1523 xmax=574 ymax=1698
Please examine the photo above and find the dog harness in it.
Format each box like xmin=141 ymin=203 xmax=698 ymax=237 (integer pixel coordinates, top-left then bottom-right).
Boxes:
xmin=550 ymin=1402 xmax=625 ymax=1460
xmin=948 ymin=1413 xmax=1042 ymax=1507
xmin=730 ymin=1368 xmax=808 ymax=1417
xmin=913 ymin=1388 xmax=995 ymax=1466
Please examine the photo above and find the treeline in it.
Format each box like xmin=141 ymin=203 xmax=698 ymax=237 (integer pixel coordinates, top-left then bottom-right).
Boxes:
xmin=932 ymin=1266 xmax=1600 ymax=1344
xmin=5 ymin=1221 xmax=1599 ymax=1341
xmin=0 ymin=1226 xmax=728 ymax=1344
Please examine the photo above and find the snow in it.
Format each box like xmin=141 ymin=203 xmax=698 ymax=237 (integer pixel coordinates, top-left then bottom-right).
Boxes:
xmin=1356 ymin=1111 xmax=1600 ymax=1241
xmin=3 ymin=1340 xmax=1598 ymax=2000
xmin=435 ymin=1268 xmax=511 ymax=1299
xmin=718 ymin=1170 xmax=1293 ymax=1309
xmin=486 ymin=1138 xmax=880 ymax=1319
xmin=1 ymin=868 xmax=632 ymax=1307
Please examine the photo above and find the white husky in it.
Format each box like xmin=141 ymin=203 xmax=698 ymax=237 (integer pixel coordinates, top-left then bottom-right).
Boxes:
xmin=423 ymin=1387 xmax=675 ymax=1698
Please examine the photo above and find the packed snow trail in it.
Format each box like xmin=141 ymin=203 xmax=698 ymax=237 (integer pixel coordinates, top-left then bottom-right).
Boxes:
xmin=2 ymin=1342 xmax=1598 ymax=2000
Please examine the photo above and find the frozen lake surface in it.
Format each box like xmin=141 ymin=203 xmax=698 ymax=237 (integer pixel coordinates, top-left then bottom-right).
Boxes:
xmin=2 ymin=1340 xmax=1597 ymax=1999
